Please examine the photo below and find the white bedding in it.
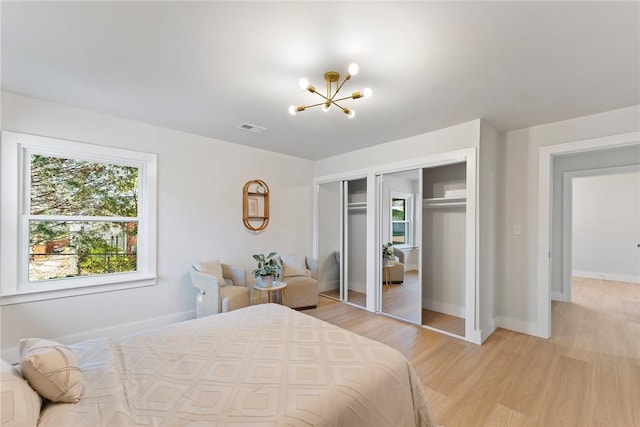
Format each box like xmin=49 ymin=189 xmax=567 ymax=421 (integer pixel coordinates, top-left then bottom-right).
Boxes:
xmin=38 ymin=303 xmax=437 ymax=426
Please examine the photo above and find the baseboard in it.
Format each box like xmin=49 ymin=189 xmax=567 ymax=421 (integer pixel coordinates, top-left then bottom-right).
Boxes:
xmin=1 ymin=310 xmax=195 ymax=364
xmin=319 ymin=280 xmax=339 ymax=292
xmin=422 ymin=299 xmax=465 ymax=318
xmin=572 ymin=270 xmax=640 ymax=284
xmin=348 ymin=281 xmax=366 ymax=293
xmin=480 ymin=318 xmax=497 ymax=343
xmin=552 ymin=291 xmax=570 ymax=302
xmin=495 ymin=316 xmax=546 ymax=339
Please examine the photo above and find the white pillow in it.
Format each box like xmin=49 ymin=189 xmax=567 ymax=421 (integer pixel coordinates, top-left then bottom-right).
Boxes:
xmin=19 ymin=338 xmax=83 ymax=403
xmin=1 ymin=359 xmax=41 ymax=427
xmin=194 ymin=260 xmax=226 ymax=286
xmin=280 ymin=255 xmax=309 ymax=278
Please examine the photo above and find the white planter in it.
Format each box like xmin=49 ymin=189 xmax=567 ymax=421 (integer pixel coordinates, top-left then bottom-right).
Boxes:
xmin=258 ymin=275 xmax=273 ymax=288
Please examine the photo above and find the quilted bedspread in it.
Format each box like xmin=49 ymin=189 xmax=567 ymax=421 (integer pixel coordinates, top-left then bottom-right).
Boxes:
xmin=37 ymin=303 xmax=437 ymax=426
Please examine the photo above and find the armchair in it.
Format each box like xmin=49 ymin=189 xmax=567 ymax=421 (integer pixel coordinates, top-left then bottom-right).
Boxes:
xmin=388 ymin=247 xmax=405 ymax=284
xmin=190 ymin=261 xmax=250 ymax=317
xmin=276 ymin=255 xmax=319 ymax=309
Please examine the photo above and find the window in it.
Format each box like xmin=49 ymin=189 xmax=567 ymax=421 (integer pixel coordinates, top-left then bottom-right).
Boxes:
xmin=1 ymin=132 xmax=157 ymax=304
xmin=390 ymin=191 xmax=413 ymax=245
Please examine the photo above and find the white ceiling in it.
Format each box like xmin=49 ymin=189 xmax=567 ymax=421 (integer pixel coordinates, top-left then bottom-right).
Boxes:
xmin=2 ymin=1 xmax=639 ymax=160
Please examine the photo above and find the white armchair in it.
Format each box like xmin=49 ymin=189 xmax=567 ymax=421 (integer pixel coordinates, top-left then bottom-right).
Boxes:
xmin=190 ymin=261 xmax=250 ymax=317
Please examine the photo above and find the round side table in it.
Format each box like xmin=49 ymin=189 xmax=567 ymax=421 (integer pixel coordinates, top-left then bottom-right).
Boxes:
xmin=254 ymin=281 xmax=287 ymax=305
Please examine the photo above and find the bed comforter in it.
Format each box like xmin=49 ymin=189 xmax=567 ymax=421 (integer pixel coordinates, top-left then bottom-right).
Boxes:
xmin=37 ymin=303 xmax=437 ymax=426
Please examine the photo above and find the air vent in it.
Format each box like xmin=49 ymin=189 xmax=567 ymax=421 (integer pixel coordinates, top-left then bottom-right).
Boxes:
xmin=237 ymin=123 xmax=267 ymax=134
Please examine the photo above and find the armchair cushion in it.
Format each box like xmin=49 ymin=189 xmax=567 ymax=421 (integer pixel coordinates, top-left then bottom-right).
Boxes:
xmin=280 ymin=254 xmax=309 ymax=278
xmin=194 ymin=260 xmax=225 ymax=286
xmin=220 ymin=286 xmax=250 ymax=312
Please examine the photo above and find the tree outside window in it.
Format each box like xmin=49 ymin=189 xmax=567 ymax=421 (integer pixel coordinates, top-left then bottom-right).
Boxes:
xmin=28 ymin=154 xmax=139 ymax=281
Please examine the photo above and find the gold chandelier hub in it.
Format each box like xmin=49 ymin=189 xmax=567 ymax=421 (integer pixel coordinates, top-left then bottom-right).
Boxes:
xmin=324 ymin=71 xmax=340 ymax=83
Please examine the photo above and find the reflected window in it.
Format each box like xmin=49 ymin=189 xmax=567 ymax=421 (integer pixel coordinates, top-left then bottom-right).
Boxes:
xmin=391 ymin=192 xmax=412 ymax=245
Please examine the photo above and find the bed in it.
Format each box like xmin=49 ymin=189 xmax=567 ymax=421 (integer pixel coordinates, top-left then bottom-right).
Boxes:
xmin=11 ymin=303 xmax=437 ymax=426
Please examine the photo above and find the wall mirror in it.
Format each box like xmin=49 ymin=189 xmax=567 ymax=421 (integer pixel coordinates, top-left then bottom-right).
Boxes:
xmin=243 ymin=179 xmax=269 ymax=231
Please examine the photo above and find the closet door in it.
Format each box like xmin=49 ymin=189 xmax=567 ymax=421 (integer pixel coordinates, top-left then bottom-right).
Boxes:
xmin=345 ymin=179 xmax=367 ymax=308
xmin=378 ymin=169 xmax=421 ymax=324
xmin=317 ymin=181 xmax=341 ymax=299
xmin=317 ymin=178 xmax=367 ymax=307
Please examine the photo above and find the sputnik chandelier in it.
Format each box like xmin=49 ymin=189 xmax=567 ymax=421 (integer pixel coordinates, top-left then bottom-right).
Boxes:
xmin=288 ymin=63 xmax=372 ymax=119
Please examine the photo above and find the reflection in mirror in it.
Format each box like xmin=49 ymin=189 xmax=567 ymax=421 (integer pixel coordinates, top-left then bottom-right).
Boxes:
xmin=346 ymin=179 xmax=367 ymax=308
xmin=317 ymin=181 xmax=341 ymax=300
xmin=380 ymin=169 xmax=421 ymax=324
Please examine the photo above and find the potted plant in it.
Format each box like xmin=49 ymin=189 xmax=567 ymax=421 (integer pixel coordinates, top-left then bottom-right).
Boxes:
xmin=252 ymin=252 xmax=280 ymax=288
xmin=382 ymin=242 xmax=395 ymax=265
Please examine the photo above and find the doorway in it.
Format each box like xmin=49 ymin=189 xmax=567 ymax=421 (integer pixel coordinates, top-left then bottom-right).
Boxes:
xmin=539 ymin=134 xmax=640 ymax=338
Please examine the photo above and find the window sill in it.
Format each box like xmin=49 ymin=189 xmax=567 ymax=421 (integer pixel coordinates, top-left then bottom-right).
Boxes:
xmin=0 ymin=275 xmax=157 ymax=306
xmin=393 ymin=244 xmax=418 ymax=251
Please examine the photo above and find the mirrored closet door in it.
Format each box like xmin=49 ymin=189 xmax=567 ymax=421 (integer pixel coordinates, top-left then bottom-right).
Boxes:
xmin=317 ymin=178 xmax=367 ymax=308
xmin=378 ymin=169 xmax=422 ymax=324
xmin=378 ymin=160 xmax=470 ymax=339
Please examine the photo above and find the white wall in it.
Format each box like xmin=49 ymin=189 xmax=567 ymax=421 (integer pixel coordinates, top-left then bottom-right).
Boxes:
xmin=0 ymin=92 xmax=314 ymax=361
xmin=497 ymin=105 xmax=640 ymax=336
xmin=572 ymin=170 xmax=640 ymax=283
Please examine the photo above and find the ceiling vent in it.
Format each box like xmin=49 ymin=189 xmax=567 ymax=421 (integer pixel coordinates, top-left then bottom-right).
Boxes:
xmin=237 ymin=123 xmax=267 ymax=134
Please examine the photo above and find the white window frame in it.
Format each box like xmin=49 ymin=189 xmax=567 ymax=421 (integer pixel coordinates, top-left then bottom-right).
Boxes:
xmin=1 ymin=131 xmax=157 ymax=305
xmin=390 ymin=191 xmax=413 ymax=246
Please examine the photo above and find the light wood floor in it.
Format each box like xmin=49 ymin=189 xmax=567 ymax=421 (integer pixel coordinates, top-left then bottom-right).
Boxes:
xmin=305 ymin=277 xmax=640 ymax=426
xmin=321 ymin=271 xmax=466 ymax=336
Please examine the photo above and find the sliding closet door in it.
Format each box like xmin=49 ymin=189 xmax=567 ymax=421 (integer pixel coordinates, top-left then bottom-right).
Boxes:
xmin=379 ymin=169 xmax=421 ymax=324
xmin=346 ymin=179 xmax=367 ymax=307
xmin=317 ymin=181 xmax=341 ymax=299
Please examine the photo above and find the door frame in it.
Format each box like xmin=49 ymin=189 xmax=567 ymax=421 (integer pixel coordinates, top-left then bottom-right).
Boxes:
xmin=537 ymin=131 xmax=640 ymax=338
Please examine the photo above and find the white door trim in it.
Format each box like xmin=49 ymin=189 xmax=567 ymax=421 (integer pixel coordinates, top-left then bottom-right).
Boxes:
xmin=537 ymin=132 xmax=640 ymax=338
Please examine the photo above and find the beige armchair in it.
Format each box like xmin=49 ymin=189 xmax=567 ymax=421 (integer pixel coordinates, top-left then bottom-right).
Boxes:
xmin=275 ymin=255 xmax=319 ymax=309
xmin=388 ymin=247 xmax=405 ymax=284
xmin=190 ymin=261 xmax=250 ymax=317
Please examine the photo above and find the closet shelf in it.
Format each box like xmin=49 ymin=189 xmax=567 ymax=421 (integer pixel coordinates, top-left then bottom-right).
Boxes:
xmin=422 ymin=197 xmax=466 ymax=208
xmin=348 ymin=201 xmax=367 ymax=211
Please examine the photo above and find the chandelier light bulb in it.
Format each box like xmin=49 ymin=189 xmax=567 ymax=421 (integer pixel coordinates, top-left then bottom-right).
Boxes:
xmin=363 ymin=87 xmax=372 ymax=98
xmin=322 ymin=102 xmax=330 ymax=112
xmin=348 ymin=63 xmax=359 ymax=76
xmin=298 ymin=78 xmax=309 ymax=90
xmin=288 ymin=105 xmax=297 ymax=115
xmin=343 ymin=108 xmax=355 ymax=119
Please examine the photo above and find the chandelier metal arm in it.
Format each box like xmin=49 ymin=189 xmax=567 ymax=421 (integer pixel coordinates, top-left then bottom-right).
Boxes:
xmin=332 ymin=94 xmax=359 ymax=103
xmin=331 ymin=74 xmax=351 ymax=100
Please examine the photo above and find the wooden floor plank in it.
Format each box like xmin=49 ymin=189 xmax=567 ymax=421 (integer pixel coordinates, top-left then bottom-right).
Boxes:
xmin=303 ymin=277 xmax=640 ymax=426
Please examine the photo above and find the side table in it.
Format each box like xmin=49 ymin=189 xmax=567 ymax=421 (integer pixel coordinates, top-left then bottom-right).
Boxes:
xmin=254 ymin=281 xmax=287 ymax=305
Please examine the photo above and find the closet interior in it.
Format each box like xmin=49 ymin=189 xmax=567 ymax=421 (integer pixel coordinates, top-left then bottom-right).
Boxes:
xmin=421 ymin=162 xmax=467 ymax=337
